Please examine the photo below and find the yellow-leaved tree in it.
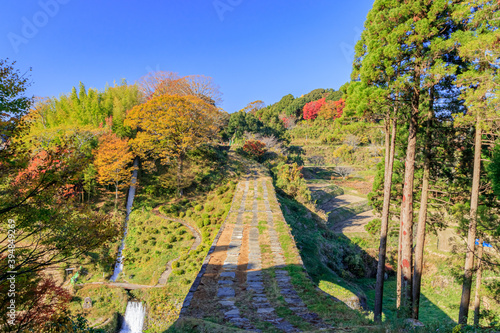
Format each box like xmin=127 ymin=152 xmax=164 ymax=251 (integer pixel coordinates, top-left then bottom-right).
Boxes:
xmin=94 ymin=132 xmax=133 ymax=210
xmin=125 ymin=94 xmax=221 ymax=196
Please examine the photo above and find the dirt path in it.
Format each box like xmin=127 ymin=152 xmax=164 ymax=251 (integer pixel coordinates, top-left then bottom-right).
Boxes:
xmin=320 ymin=194 xmax=366 ymax=212
xmin=308 ymin=183 xmax=375 ymax=235
xmin=332 ymin=210 xmax=376 ymax=233
xmin=154 ymin=212 xmax=202 ymax=286
xmin=181 ymin=163 xmax=332 ymax=332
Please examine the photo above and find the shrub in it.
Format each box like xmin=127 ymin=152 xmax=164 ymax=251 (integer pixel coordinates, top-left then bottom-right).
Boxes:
xmin=172 ymin=261 xmax=180 ymax=268
xmin=365 ymin=218 xmax=381 ymax=236
xmin=178 ymin=211 xmax=185 ymax=218
xmin=194 ymin=204 xmax=203 ymax=212
xmin=197 ymin=220 xmax=204 ymax=229
xmin=181 ymin=278 xmax=191 ymax=285
xmin=172 ymin=269 xmax=185 ymax=276
xmin=241 ymin=140 xmax=266 ymax=161
xmin=216 ymin=186 xmax=227 ymax=195
xmin=215 ymin=209 xmax=225 ymax=218
xmin=333 ymin=144 xmax=354 ymax=163
xmin=274 ymin=162 xmax=312 ymax=203
xmin=203 ymin=218 xmax=211 ymax=227
xmin=204 ymin=203 xmax=214 ymax=212
xmin=165 ymin=235 xmax=177 ymax=243
xmin=185 ymin=210 xmax=192 ymax=217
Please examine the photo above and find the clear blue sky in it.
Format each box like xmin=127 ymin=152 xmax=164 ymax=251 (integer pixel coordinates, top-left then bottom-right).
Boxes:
xmin=1 ymin=0 xmax=373 ymax=113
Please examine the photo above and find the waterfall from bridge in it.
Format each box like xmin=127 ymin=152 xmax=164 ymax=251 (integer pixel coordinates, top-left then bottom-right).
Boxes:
xmin=119 ymin=301 xmax=145 ymax=333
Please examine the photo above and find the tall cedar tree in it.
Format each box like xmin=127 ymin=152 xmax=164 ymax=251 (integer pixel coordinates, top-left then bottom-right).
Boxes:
xmin=450 ymin=0 xmax=500 ymax=324
xmin=351 ymin=0 xmax=458 ymax=318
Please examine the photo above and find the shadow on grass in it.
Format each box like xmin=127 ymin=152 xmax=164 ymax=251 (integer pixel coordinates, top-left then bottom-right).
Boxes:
xmin=274 ymin=190 xmax=454 ymax=327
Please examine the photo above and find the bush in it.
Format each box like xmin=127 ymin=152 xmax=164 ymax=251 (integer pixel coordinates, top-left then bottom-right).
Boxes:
xmin=216 ymin=186 xmax=227 ymax=195
xmin=172 ymin=261 xmax=180 ymax=268
xmin=165 ymin=235 xmax=177 ymax=243
xmin=172 ymin=269 xmax=185 ymax=276
xmin=274 ymin=162 xmax=312 ymax=203
xmin=204 ymin=203 xmax=214 ymax=212
xmin=194 ymin=204 xmax=203 ymax=212
xmin=365 ymin=218 xmax=381 ymax=236
xmin=197 ymin=220 xmax=204 ymax=229
xmin=241 ymin=140 xmax=266 ymax=161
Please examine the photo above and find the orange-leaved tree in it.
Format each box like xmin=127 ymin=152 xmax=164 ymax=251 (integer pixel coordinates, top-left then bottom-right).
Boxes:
xmin=94 ymin=133 xmax=133 ymax=210
xmin=319 ymin=98 xmax=345 ymax=120
xmin=125 ymin=94 xmax=221 ymax=196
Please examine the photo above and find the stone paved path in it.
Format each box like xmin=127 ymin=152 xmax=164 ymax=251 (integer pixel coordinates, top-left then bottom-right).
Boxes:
xmin=181 ymin=163 xmax=331 ymax=332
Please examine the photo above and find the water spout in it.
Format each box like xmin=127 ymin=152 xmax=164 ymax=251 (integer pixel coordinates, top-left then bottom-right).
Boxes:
xmin=119 ymin=301 xmax=145 ymax=333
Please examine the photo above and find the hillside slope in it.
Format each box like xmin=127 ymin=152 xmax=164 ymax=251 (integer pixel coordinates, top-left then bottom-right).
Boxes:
xmin=176 ymin=159 xmax=370 ymax=332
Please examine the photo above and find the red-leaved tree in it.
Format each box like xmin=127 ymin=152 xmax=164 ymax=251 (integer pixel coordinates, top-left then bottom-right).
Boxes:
xmin=303 ymin=98 xmax=326 ymax=120
xmin=242 ymin=140 xmax=266 ymax=160
xmin=318 ymin=98 xmax=345 ymax=120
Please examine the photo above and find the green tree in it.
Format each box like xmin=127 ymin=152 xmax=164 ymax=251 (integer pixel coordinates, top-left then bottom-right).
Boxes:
xmin=450 ymin=0 xmax=500 ymax=324
xmin=0 ymin=59 xmax=32 ymax=137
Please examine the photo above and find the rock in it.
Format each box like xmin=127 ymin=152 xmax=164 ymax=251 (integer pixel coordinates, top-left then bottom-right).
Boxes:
xmin=405 ymin=318 xmax=425 ymax=327
xmin=82 ymin=297 xmax=92 ymax=309
xmin=217 ymin=287 xmax=235 ymax=298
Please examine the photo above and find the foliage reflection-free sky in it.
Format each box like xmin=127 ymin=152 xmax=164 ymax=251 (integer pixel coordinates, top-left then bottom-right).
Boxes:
xmin=1 ymin=0 xmax=373 ymax=112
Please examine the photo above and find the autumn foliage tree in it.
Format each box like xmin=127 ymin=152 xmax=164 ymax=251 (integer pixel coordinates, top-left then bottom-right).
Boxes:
xmin=94 ymin=133 xmax=133 ymax=210
xmin=242 ymin=140 xmax=266 ymax=160
xmin=303 ymin=98 xmax=326 ymax=120
xmin=318 ymin=98 xmax=345 ymax=120
xmin=125 ymin=94 xmax=221 ymax=196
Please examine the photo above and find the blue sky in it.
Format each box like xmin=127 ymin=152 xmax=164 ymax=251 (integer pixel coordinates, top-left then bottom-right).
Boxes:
xmin=1 ymin=0 xmax=373 ymax=113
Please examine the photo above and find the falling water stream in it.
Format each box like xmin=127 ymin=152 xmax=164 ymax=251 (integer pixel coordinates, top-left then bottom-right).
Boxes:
xmin=110 ymin=157 xmax=139 ymax=282
xmin=110 ymin=157 xmax=146 ymax=332
xmin=119 ymin=301 xmax=145 ymax=333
